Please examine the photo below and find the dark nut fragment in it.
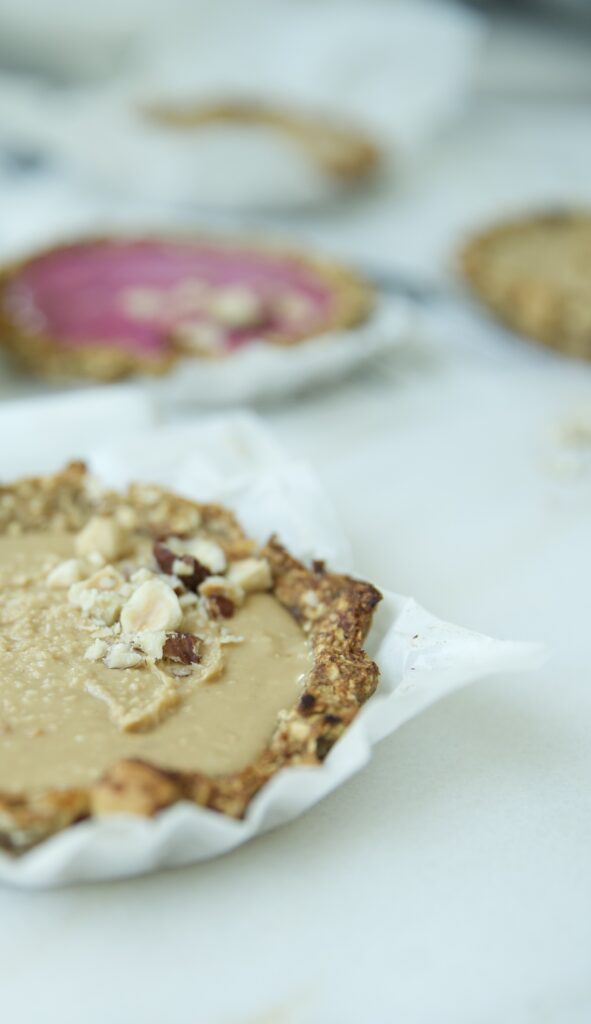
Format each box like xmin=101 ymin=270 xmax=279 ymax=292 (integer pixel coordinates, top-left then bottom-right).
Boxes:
xmin=163 ymin=632 xmax=202 ymax=665
xmin=207 ymin=594 xmax=235 ymax=619
xmin=298 ymin=692 xmax=316 ymax=714
xmin=153 ymin=541 xmax=210 ymax=592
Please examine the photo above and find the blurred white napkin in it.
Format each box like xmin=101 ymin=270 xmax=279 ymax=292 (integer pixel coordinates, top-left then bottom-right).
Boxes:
xmin=0 ymin=386 xmax=156 ymax=479
xmin=0 ymin=0 xmax=483 ymax=208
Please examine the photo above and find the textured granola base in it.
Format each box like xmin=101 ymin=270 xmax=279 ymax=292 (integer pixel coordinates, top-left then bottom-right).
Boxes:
xmin=0 ymin=235 xmax=375 ymax=382
xmin=460 ymin=209 xmax=591 ymax=361
xmin=0 ymin=464 xmax=381 ymax=853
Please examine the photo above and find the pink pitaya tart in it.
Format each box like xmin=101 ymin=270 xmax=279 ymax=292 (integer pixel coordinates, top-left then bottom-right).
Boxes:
xmin=0 ymin=236 xmax=373 ymax=381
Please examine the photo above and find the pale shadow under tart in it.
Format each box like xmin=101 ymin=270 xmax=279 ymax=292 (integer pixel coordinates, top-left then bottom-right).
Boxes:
xmin=0 ymin=464 xmax=381 ymax=853
xmin=0 ymin=235 xmax=374 ymax=382
xmin=460 ymin=209 xmax=591 ymax=360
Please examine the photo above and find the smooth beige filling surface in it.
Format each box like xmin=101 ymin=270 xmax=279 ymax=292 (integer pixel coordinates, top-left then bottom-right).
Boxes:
xmin=0 ymin=532 xmax=311 ymax=793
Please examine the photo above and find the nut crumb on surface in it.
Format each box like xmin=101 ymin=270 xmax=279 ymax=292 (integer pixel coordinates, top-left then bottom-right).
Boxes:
xmin=120 ymin=578 xmax=183 ymax=633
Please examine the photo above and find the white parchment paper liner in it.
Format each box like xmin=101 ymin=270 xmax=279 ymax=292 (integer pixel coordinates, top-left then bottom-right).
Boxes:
xmin=145 ymin=296 xmax=411 ymax=407
xmin=0 ymin=413 xmax=543 ymax=888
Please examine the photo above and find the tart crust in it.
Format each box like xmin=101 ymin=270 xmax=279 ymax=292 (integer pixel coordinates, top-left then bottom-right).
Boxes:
xmin=460 ymin=209 xmax=591 ymax=360
xmin=143 ymin=99 xmax=381 ymax=184
xmin=0 ymin=235 xmax=375 ymax=382
xmin=0 ymin=464 xmax=381 ymax=852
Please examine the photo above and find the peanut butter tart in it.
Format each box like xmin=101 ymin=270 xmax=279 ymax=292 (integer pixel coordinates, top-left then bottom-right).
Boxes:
xmin=0 ymin=464 xmax=381 ymax=853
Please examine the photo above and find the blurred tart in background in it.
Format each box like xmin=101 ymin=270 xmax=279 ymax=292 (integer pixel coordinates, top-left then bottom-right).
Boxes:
xmin=143 ymin=99 xmax=381 ymax=186
xmin=0 ymin=235 xmax=374 ymax=381
xmin=460 ymin=210 xmax=591 ymax=361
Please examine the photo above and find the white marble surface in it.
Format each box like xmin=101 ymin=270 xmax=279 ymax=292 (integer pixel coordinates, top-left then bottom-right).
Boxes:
xmin=1 ymin=10 xmax=591 ymax=1024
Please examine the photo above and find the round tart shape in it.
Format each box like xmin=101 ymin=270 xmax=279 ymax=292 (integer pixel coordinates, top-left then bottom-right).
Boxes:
xmin=460 ymin=210 xmax=591 ymax=360
xmin=0 ymin=236 xmax=374 ymax=381
xmin=0 ymin=463 xmax=381 ymax=853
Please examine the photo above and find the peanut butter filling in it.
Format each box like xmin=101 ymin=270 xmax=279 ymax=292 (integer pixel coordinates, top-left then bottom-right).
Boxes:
xmin=0 ymin=532 xmax=311 ymax=793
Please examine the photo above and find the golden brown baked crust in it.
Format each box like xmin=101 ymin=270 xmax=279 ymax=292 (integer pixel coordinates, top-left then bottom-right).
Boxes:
xmin=0 ymin=464 xmax=381 ymax=852
xmin=460 ymin=209 xmax=591 ymax=360
xmin=143 ymin=99 xmax=381 ymax=183
xmin=0 ymin=234 xmax=375 ymax=382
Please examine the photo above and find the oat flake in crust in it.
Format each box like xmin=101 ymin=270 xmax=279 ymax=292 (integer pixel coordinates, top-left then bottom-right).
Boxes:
xmin=0 ymin=235 xmax=375 ymax=382
xmin=0 ymin=464 xmax=381 ymax=853
xmin=460 ymin=210 xmax=591 ymax=360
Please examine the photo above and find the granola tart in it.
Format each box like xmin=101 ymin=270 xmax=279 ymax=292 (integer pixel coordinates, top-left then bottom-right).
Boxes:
xmin=460 ymin=210 xmax=591 ymax=360
xmin=0 ymin=463 xmax=381 ymax=854
xmin=0 ymin=235 xmax=374 ymax=382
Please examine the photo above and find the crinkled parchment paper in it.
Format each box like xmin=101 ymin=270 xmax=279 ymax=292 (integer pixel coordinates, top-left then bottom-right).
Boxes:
xmin=0 ymin=413 xmax=543 ymax=887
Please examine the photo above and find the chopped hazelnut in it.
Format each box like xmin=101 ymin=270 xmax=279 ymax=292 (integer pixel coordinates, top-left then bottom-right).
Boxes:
xmin=47 ymin=558 xmax=87 ymax=588
xmin=133 ymin=630 xmax=166 ymax=661
xmin=163 ymin=632 xmax=201 ymax=665
xmin=120 ymin=578 xmax=183 ymax=633
xmin=199 ymin=574 xmax=244 ymax=606
xmin=104 ymin=643 xmax=145 ymax=670
xmin=209 ymin=286 xmax=268 ymax=328
xmin=69 ymin=567 xmax=125 ymax=626
xmin=172 ymin=320 xmax=225 ymax=355
xmin=84 ymin=638 xmax=109 ymax=662
xmin=227 ymin=557 xmax=272 ymax=593
xmin=185 ymin=538 xmax=226 ymax=574
xmin=75 ymin=516 xmax=129 ymax=562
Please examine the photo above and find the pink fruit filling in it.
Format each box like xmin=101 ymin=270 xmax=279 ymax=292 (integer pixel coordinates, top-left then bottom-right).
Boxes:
xmin=1 ymin=239 xmax=335 ymax=358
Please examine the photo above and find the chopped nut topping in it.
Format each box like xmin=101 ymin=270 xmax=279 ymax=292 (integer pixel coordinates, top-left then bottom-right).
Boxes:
xmin=185 ymin=538 xmax=227 ymax=574
xmin=163 ymin=632 xmax=201 ymax=665
xmin=153 ymin=541 xmax=209 ymax=592
xmin=104 ymin=643 xmax=145 ymax=670
xmin=209 ymin=286 xmax=268 ymax=328
xmin=227 ymin=557 xmax=272 ymax=593
xmin=47 ymin=558 xmax=87 ymax=588
xmin=172 ymin=320 xmax=225 ymax=355
xmin=170 ymin=665 xmax=193 ymax=678
xmin=130 ymin=567 xmax=154 ymax=586
xmin=199 ymin=574 xmax=244 ymax=606
xmin=114 ymin=505 xmax=138 ymax=530
xmin=86 ymin=551 xmax=106 ymax=568
xmin=120 ymin=578 xmax=183 ymax=633
xmin=75 ymin=516 xmax=129 ymax=562
xmin=133 ymin=630 xmax=166 ymax=661
xmin=84 ymin=638 xmax=109 ymax=662
xmin=206 ymin=594 xmax=236 ymax=619
xmin=219 ymin=631 xmax=244 ymax=645
xmin=69 ymin=567 xmax=125 ymax=625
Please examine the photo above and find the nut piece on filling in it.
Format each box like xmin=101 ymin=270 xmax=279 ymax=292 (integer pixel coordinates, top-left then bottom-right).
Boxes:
xmin=75 ymin=516 xmax=130 ymax=562
xmin=120 ymin=578 xmax=183 ymax=634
